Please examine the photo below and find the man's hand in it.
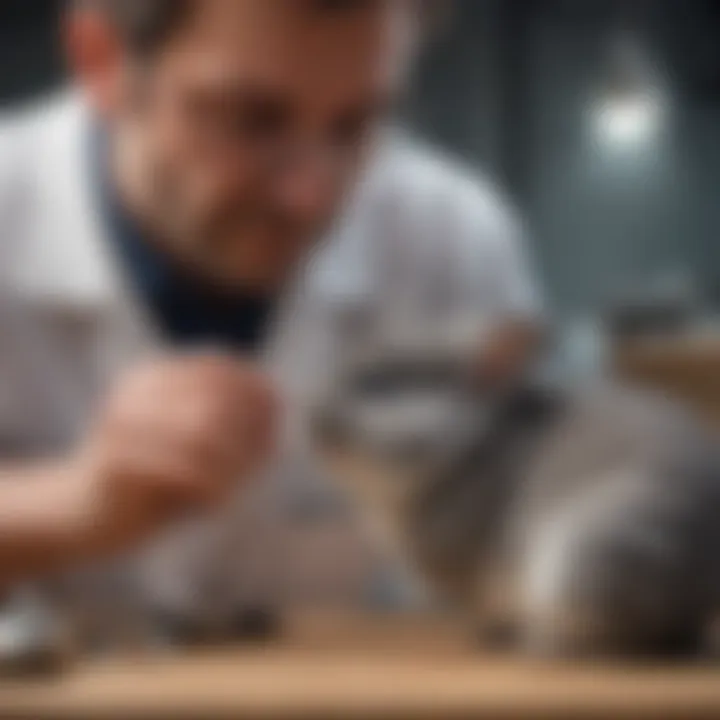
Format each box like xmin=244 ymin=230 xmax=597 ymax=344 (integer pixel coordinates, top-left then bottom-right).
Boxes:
xmin=71 ymin=354 xmax=280 ymax=555
xmin=0 ymin=354 xmax=280 ymax=586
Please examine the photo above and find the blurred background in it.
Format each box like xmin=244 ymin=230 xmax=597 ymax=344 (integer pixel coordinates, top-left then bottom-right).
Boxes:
xmin=412 ymin=0 xmax=720 ymax=319
xmin=0 ymin=0 xmax=719 ymax=704
xmin=2 ymin=0 xmax=720 ymax=389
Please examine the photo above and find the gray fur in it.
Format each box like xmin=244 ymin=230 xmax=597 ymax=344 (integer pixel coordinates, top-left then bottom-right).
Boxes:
xmin=312 ymin=351 xmax=720 ymax=660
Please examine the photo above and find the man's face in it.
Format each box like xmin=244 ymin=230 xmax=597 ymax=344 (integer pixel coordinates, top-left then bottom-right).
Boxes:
xmin=70 ymin=0 xmax=417 ymax=292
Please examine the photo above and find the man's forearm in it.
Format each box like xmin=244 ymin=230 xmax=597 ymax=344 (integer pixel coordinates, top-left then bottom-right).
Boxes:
xmin=0 ymin=462 xmax=95 ymax=587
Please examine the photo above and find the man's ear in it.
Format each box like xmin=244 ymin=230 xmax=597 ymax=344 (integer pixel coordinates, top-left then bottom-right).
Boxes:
xmin=63 ymin=4 xmax=129 ymax=118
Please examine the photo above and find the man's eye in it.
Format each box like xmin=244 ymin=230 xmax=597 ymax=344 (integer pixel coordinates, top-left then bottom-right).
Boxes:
xmin=231 ymin=103 xmax=290 ymax=141
xmin=189 ymin=93 xmax=290 ymax=142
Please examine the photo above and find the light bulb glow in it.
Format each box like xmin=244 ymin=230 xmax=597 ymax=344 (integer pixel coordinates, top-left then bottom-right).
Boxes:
xmin=592 ymin=91 xmax=664 ymax=148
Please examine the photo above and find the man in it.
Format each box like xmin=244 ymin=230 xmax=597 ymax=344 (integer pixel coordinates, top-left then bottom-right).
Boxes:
xmin=0 ymin=0 xmax=542 ymax=621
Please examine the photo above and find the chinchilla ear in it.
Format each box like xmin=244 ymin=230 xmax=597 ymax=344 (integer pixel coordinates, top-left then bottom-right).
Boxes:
xmin=333 ymin=302 xmax=382 ymax=370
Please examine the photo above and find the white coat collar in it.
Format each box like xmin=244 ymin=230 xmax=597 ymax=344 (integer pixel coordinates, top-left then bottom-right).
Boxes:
xmin=10 ymin=88 xmax=125 ymax=314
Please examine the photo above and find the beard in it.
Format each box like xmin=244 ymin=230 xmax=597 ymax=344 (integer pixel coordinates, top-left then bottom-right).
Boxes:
xmin=152 ymin=190 xmax=333 ymax=294
xmin=130 ymin=141 xmax=346 ymax=293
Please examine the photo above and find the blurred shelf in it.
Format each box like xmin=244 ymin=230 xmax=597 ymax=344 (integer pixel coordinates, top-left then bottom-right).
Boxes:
xmin=613 ymin=331 xmax=720 ymax=427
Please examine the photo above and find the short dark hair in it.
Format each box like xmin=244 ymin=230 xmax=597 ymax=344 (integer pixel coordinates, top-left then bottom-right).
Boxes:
xmin=84 ymin=0 xmax=191 ymax=55
xmin=89 ymin=0 xmax=385 ymax=54
xmin=85 ymin=0 xmax=441 ymax=56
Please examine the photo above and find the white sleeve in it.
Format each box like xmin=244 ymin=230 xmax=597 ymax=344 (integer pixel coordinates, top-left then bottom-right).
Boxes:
xmin=484 ymin=217 xmax=544 ymax=322
xmin=456 ymin=182 xmax=545 ymax=324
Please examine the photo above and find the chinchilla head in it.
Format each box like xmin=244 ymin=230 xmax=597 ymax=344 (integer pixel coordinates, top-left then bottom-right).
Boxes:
xmin=310 ymin=337 xmax=493 ymax=487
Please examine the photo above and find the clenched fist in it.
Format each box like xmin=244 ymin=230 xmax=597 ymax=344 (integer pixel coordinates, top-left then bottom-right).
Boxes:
xmin=70 ymin=354 xmax=280 ymax=555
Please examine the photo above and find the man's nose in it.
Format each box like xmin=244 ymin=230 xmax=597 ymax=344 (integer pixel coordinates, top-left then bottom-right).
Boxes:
xmin=271 ymin=151 xmax=337 ymax=222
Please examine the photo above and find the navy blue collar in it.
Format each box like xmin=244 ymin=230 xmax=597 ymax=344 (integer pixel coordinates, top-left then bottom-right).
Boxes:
xmin=90 ymin=127 xmax=275 ymax=352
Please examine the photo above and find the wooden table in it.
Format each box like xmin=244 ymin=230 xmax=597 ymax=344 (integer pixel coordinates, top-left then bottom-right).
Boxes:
xmin=1 ymin=613 xmax=720 ymax=719
xmin=613 ymin=332 xmax=720 ymax=427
